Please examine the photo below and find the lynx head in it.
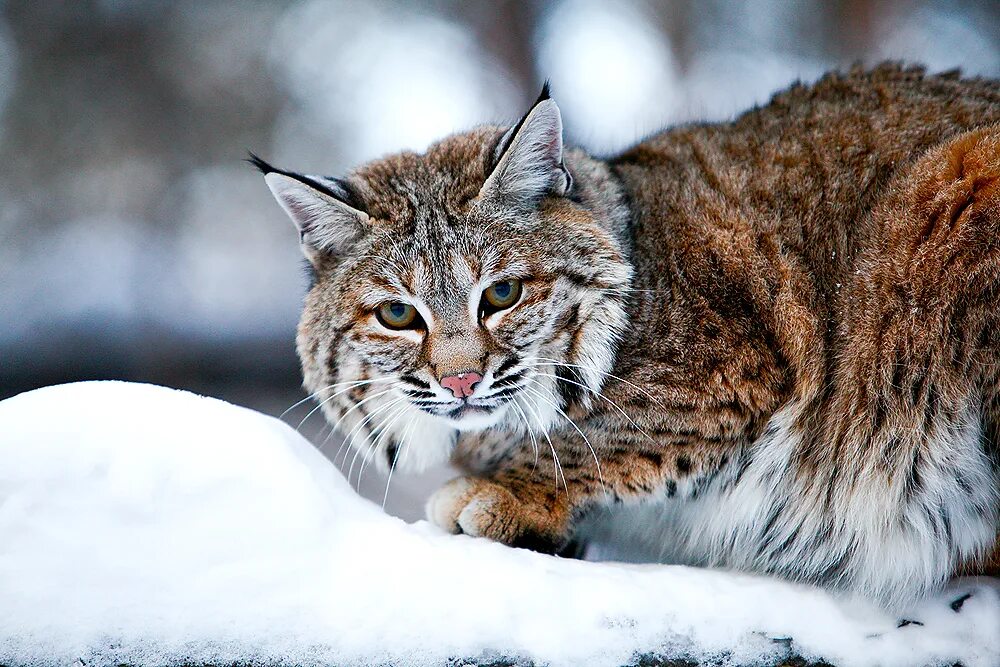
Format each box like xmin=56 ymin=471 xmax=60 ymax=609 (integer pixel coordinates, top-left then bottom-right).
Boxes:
xmin=256 ymin=87 xmax=632 ymax=473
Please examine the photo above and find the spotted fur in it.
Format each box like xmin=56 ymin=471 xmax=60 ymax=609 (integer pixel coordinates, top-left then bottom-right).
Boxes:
xmin=258 ymin=64 xmax=1000 ymax=609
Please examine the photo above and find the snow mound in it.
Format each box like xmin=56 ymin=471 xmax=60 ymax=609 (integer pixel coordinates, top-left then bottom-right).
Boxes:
xmin=0 ymin=381 xmax=997 ymax=667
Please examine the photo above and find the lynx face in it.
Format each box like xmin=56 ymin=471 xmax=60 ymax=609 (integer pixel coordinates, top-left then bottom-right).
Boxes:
xmin=257 ymin=90 xmax=631 ymax=472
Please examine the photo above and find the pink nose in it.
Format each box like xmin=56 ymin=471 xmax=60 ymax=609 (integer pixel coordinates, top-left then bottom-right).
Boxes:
xmin=440 ymin=372 xmax=482 ymax=399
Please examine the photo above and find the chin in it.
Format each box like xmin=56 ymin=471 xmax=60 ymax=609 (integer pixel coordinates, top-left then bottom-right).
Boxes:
xmin=445 ymin=404 xmax=510 ymax=432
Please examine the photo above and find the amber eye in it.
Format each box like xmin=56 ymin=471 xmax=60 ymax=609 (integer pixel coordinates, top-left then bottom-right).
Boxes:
xmin=376 ymin=301 xmax=420 ymax=329
xmin=482 ymin=279 xmax=523 ymax=313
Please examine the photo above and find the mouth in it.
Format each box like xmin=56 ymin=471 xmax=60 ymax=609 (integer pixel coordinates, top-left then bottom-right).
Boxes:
xmin=413 ymin=394 xmax=506 ymax=418
xmin=403 ymin=374 xmax=525 ymax=429
xmin=420 ymin=399 xmax=508 ymax=431
xmin=445 ymin=404 xmax=493 ymax=419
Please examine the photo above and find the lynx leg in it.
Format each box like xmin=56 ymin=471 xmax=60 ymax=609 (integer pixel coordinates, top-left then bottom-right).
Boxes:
xmin=431 ymin=424 xmax=720 ymax=552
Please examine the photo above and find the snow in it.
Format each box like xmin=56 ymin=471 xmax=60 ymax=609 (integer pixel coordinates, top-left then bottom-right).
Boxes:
xmin=0 ymin=382 xmax=997 ymax=667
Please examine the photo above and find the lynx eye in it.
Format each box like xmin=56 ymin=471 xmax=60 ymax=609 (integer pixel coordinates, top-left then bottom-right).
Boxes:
xmin=376 ymin=301 xmax=420 ymax=329
xmin=482 ymin=279 xmax=523 ymax=313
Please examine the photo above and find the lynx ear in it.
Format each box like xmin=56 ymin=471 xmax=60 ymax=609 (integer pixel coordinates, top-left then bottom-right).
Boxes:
xmin=249 ymin=153 xmax=368 ymax=259
xmin=480 ymin=84 xmax=572 ymax=208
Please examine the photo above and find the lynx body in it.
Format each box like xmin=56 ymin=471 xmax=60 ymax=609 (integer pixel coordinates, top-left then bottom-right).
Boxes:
xmin=257 ymin=65 xmax=1000 ymax=609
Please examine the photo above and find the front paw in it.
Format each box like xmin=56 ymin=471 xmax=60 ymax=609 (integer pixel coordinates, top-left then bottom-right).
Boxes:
xmin=426 ymin=476 xmax=567 ymax=552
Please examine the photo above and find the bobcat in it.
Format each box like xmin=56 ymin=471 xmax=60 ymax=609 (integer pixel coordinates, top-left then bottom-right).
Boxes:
xmin=255 ymin=64 xmax=1000 ymax=609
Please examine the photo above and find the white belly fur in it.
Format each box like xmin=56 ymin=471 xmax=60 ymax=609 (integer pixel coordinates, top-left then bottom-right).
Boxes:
xmin=578 ymin=405 xmax=999 ymax=609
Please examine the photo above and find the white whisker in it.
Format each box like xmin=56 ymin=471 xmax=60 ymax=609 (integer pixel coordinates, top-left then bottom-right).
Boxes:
xmin=337 ymin=392 xmax=405 ymax=467
xmin=295 ymin=376 xmax=400 ymax=432
xmin=280 ymin=376 xmax=396 ymax=421
xmin=357 ymin=401 xmax=411 ymax=486
xmin=519 ymin=387 xmax=568 ymax=493
xmin=522 ymin=357 xmax=662 ymax=405
xmin=345 ymin=397 xmax=408 ymax=486
xmin=383 ymin=411 xmax=419 ymax=509
xmin=326 ymin=385 xmax=403 ymax=459
xmin=526 ymin=382 xmax=607 ymax=501
xmin=510 ymin=395 xmax=540 ymax=473
xmin=533 ymin=370 xmax=654 ymax=441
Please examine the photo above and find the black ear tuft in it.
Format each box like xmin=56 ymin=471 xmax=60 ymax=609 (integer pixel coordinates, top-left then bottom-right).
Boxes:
xmin=536 ymin=80 xmax=552 ymax=105
xmin=248 ymin=152 xmax=363 ymax=212
xmin=482 ymin=82 xmax=567 ymax=205
xmin=246 ymin=151 xmax=276 ymax=175
xmin=492 ymin=81 xmax=557 ymax=170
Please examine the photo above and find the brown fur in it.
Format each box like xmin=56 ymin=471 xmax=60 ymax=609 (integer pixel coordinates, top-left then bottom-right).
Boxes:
xmin=263 ymin=64 xmax=1000 ymax=608
xmin=452 ymin=66 xmax=1000 ymax=578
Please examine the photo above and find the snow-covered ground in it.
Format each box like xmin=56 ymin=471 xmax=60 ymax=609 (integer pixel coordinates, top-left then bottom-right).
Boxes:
xmin=0 ymin=382 xmax=997 ymax=667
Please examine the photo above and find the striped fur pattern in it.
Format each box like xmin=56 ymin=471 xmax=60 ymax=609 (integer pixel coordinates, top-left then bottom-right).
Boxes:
xmin=259 ymin=65 xmax=1000 ymax=609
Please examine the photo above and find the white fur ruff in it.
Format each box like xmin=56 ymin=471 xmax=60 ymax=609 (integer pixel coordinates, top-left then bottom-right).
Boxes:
xmin=580 ymin=405 xmax=999 ymax=609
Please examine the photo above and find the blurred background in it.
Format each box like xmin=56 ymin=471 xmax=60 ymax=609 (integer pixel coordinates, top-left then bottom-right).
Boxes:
xmin=2 ymin=0 xmax=999 ymax=519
